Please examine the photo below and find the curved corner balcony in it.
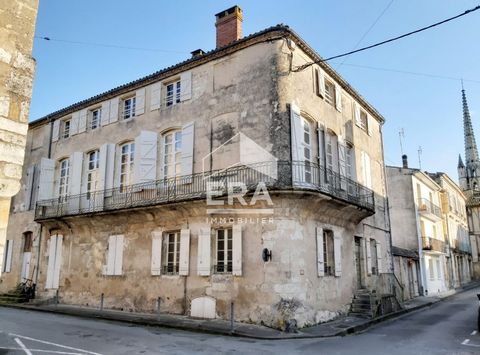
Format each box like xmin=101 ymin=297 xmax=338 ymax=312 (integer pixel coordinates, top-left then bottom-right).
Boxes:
xmin=34 ymin=161 xmax=375 ymax=221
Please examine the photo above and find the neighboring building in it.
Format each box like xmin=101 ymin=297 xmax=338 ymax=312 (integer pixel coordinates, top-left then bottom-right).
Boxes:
xmin=0 ymin=6 xmax=394 ymax=328
xmin=0 ymin=0 xmax=38 ymax=275
xmin=387 ymin=159 xmax=449 ymax=297
xmin=457 ymin=88 xmax=480 ymax=278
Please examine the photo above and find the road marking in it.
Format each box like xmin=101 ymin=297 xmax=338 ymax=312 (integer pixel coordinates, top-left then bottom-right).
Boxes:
xmin=462 ymin=339 xmax=470 ymax=345
xmin=9 ymin=333 xmax=102 ymax=355
xmin=0 ymin=347 xmax=82 ymax=354
xmin=471 ymin=330 xmax=478 ymax=335
xmin=14 ymin=338 xmax=33 ymax=355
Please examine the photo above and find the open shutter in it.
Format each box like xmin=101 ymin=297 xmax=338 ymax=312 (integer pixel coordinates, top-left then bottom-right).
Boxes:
xmin=197 ymin=228 xmax=211 ymax=276
xmin=38 ymin=158 xmax=55 ymax=201
xmin=150 ymin=82 xmax=161 ymax=111
xmin=134 ymin=131 xmax=158 ymax=184
xmin=52 ymin=120 xmax=60 ymax=142
xmin=52 ymin=235 xmax=63 ymax=289
xmin=25 ymin=165 xmax=35 ymax=210
xmin=104 ymin=144 xmax=115 ymax=196
xmin=78 ymin=109 xmax=87 ymax=133
xmin=114 ymin=235 xmax=124 ymax=276
xmin=290 ymin=103 xmax=304 ymax=172
xmin=317 ymin=68 xmax=325 ymax=98
xmin=181 ymin=122 xmax=194 ymax=178
xmin=68 ymin=152 xmax=83 ymax=211
xmin=179 ymin=229 xmax=190 ymax=276
xmin=151 ymin=231 xmax=162 ymax=276
xmin=232 ymin=225 xmax=242 ymax=276
xmin=101 ymin=101 xmax=110 ymax=126
xmin=70 ymin=112 xmax=80 ymax=136
xmin=45 ymin=236 xmax=56 ymax=288
xmin=316 ymin=227 xmax=324 ymax=277
xmin=366 ymin=237 xmax=372 ymax=275
xmin=180 ymin=71 xmax=192 ymax=101
xmin=135 ymin=88 xmax=145 ymax=115
xmin=367 ymin=114 xmax=373 ymax=136
xmin=333 ymin=236 xmax=342 ymax=277
xmin=471 ymin=235 xmax=479 ymax=262
xmin=363 ymin=151 xmax=372 ymax=189
xmin=335 ymin=84 xmax=342 ymax=112
xmin=109 ymin=98 xmax=119 ymax=123
xmin=376 ymin=242 xmax=383 ymax=273
xmin=4 ymin=240 xmax=13 ymax=273
xmin=354 ymin=103 xmax=362 ymax=127
xmin=105 ymin=235 xmax=116 ymax=275
xmin=338 ymin=142 xmax=347 ymax=191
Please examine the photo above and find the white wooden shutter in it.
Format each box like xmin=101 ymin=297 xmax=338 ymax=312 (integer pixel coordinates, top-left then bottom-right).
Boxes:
xmin=70 ymin=111 xmax=80 ymax=136
xmin=354 ymin=103 xmax=362 ymax=127
xmin=317 ymin=68 xmax=325 ymax=98
xmin=109 ymin=98 xmax=119 ymax=123
xmin=105 ymin=235 xmax=116 ymax=276
xmin=98 ymin=144 xmax=108 ymax=192
xmin=52 ymin=120 xmax=60 ymax=142
xmin=3 ymin=240 xmax=13 ymax=273
xmin=232 ymin=225 xmax=242 ymax=276
xmin=338 ymin=143 xmax=347 ymax=177
xmin=135 ymin=88 xmax=145 ymax=115
xmin=101 ymin=101 xmax=110 ymax=126
xmin=38 ymin=158 xmax=55 ymax=201
xmin=45 ymin=236 xmax=56 ymax=288
xmin=181 ymin=122 xmax=194 ymax=177
xmin=180 ymin=71 xmax=192 ymax=101
xmin=335 ymin=84 xmax=342 ymax=112
xmin=290 ymin=103 xmax=303 ymax=162
xmin=376 ymin=241 xmax=383 ymax=273
xmin=197 ymin=228 xmax=211 ymax=276
xmin=134 ymin=131 xmax=158 ymax=184
xmin=471 ymin=235 xmax=478 ymax=262
xmin=367 ymin=114 xmax=373 ymax=136
xmin=179 ymin=229 xmax=190 ymax=276
xmin=78 ymin=109 xmax=87 ymax=133
xmin=69 ymin=152 xmax=83 ymax=196
xmin=52 ymin=235 xmax=63 ymax=289
xmin=114 ymin=235 xmax=124 ymax=275
xmin=333 ymin=236 xmax=342 ymax=277
xmin=25 ymin=165 xmax=35 ymax=210
xmin=362 ymin=151 xmax=372 ymax=189
xmin=317 ymin=123 xmax=325 ymax=167
xmin=316 ymin=227 xmax=324 ymax=277
xmin=366 ymin=237 xmax=372 ymax=275
xmin=150 ymin=83 xmax=161 ymax=111
xmin=104 ymin=144 xmax=115 ymax=196
xmin=151 ymin=231 xmax=162 ymax=276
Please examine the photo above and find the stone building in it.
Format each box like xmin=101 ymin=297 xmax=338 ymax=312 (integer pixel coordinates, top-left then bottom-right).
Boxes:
xmin=0 ymin=0 xmax=38 ymax=275
xmin=0 ymin=6 xmax=394 ymax=328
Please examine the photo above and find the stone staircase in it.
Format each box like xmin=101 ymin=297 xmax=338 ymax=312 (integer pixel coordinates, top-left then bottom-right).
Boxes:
xmin=349 ymin=289 xmax=376 ymax=318
xmin=0 ymin=282 xmax=35 ymax=304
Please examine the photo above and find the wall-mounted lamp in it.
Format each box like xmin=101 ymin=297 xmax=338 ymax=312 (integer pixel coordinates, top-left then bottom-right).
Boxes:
xmin=262 ymin=248 xmax=272 ymax=262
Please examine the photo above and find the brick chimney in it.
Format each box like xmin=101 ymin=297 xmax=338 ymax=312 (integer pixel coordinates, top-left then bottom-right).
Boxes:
xmin=215 ymin=6 xmax=243 ymax=48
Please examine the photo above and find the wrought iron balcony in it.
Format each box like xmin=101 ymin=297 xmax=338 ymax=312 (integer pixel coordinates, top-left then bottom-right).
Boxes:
xmin=34 ymin=160 xmax=375 ymax=220
xmin=452 ymin=239 xmax=472 ymax=254
xmin=422 ymin=236 xmax=446 ymax=253
xmin=417 ymin=198 xmax=442 ymax=220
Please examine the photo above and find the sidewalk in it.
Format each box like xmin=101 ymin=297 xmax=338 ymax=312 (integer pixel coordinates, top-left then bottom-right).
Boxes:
xmin=2 ymin=281 xmax=479 ymax=340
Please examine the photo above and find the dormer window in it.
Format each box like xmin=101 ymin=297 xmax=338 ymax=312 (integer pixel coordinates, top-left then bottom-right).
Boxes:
xmin=123 ymin=97 xmax=136 ymax=120
xmin=165 ymin=80 xmax=181 ymax=107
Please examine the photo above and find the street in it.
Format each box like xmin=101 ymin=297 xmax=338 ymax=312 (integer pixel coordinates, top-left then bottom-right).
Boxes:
xmin=0 ymin=287 xmax=479 ymax=355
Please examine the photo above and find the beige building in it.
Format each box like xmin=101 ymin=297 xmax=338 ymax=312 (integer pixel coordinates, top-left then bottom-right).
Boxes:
xmin=0 ymin=6 xmax=395 ymax=328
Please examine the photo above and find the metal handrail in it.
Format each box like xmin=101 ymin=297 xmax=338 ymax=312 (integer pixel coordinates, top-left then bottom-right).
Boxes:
xmin=421 ymin=236 xmax=446 ymax=253
xmin=417 ymin=198 xmax=442 ymax=218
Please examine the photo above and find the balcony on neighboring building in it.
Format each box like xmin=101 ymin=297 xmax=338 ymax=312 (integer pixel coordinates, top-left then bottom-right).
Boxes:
xmin=34 ymin=160 xmax=375 ymax=220
xmin=452 ymin=239 xmax=472 ymax=254
xmin=422 ymin=236 xmax=446 ymax=253
xmin=417 ymin=198 xmax=442 ymax=220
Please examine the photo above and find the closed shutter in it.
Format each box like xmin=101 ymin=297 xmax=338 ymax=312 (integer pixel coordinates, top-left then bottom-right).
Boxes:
xmin=133 ymin=131 xmax=158 ymax=184
xmin=180 ymin=71 xmax=192 ymax=101
xmin=366 ymin=237 xmax=372 ymax=275
xmin=78 ymin=109 xmax=87 ymax=133
xmin=150 ymin=82 xmax=161 ymax=111
xmin=105 ymin=235 xmax=116 ymax=276
xmin=316 ymin=227 xmax=324 ymax=277
xmin=135 ymin=88 xmax=145 ymax=115
xmin=181 ymin=122 xmax=194 ymax=178
xmin=346 ymin=147 xmax=356 ymax=181
xmin=471 ymin=235 xmax=478 ymax=262
xmin=232 ymin=225 xmax=242 ymax=276
xmin=38 ymin=158 xmax=55 ymax=201
xmin=333 ymin=236 xmax=342 ymax=277
xmin=317 ymin=123 xmax=325 ymax=167
xmin=109 ymin=98 xmax=119 ymax=123
xmin=104 ymin=143 xmax=115 ymax=197
xmin=52 ymin=120 xmax=60 ymax=142
xmin=317 ymin=68 xmax=325 ymax=98
xmin=354 ymin=103 xmax=362 ymax=127
xmin=290 ymin=104 xmax=304 ymax=182
xmin=376 ymin=241 xmax=383 ymax=273
xmin=335 ymin=84 xmax=342 ymax=112
xmin=52 ymin=235 xmax=63 ymax=289
xmin=70 ymin=111 xmax=80 ymax=136
xmin=151 ymin=231 xmax=163 ymax=276
xmin=367 ymin=114 xmax=373 ymax=136
xmin=179 ymin=229 xmax=190 ymax=276
xmin=25 ymin=165 xmax=35 ymax=210
xmin=114 ymin=235 xmax=124 ymax=275
xmin=197 ymin=228 xmax=211 ymax=276
xmin=101 ymin=101 xmax=110 ymax=126
xmin=68 ymin=152 xmax=83 ymax=211
xmin=362 ymin=151 xmax=372 ymax=189
xmin=3 ymin=240 xmax=13 ymax=273
xmin=45 ymin=237 xmax=56 ymax=288
xmin=338 ymin=142 xmax=347 ymax=176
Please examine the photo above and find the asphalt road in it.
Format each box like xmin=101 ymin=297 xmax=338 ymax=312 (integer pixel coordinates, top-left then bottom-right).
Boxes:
xmin=0 ymin=287 xmax=479 ymax=354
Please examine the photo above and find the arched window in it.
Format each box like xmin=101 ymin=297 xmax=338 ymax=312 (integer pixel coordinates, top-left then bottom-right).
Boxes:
xmin=163 ymin=130 xmax=182 ymax=178
xmin=120 ymin=142 xmax=135 ymax=191
xmin=87 ymin=150 xmax=100 ymax=199
xmin=58 ymin=158 xmax=70 ymax=200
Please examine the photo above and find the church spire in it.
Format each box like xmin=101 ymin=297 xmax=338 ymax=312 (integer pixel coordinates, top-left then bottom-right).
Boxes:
xmin=463 ymin=87 xmax=479 ymax=165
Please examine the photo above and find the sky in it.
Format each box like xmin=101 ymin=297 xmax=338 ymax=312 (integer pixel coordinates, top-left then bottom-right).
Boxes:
xmin=30 ymin=0 xmax=480 ymax=180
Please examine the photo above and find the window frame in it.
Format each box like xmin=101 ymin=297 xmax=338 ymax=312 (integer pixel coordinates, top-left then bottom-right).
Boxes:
xmin=58 ymin=158 xmax=70 ymax=201
xmin=90 ymin=108 xmax=101 ymax=130
xmin=323 ymin=230 xmax=335 ymax=276
xmin=162 ymin=130 xmax=182 ymax=179
xmin=370 ymin=239 xmax=378 ymax=275
xmin=86 ymin=150 xmax=100 ymax=199
xmin=324 ymin=79 xmax=336 ymax=106
xmin=123 ymin=96 xmax=136 ymax=120
xmin=214 ymin=227 xmax=233 ymax=274
xmin=62 ymin=119 xmax=71 ymax=139
xmin=119 ymin=142 xmax=135 ymax=192
xmin=163 ymin=231 xmax=180 ymax=275
xmin=358 ymin=109 xmax=369 ymax=132
xmin=165 ymin=79 xmax=181 ymax=107
xmin=301 ymin=116 xmax=312 ymax=183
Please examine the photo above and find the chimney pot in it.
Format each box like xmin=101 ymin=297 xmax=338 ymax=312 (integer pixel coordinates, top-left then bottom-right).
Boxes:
xmin=215 ymin=5 xmax=243 ymax=48
xmin=191 ymin=49 xmax=205 ymax=58
xmin=402 ymin=154 xmax=408 ymax=169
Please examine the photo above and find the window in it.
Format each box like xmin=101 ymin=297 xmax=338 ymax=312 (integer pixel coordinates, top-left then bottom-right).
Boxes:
xmin=91 ymin=108 xmax=101 ymax=130
xmin=123 ymin=97 xmax=136 ymax=120
xmin=58 ymin=158 xmax=70 ymax=201
xmin=165 ymin=80 xmax=181 ymax=107
xmin=2 ymin=240 xmax=13 ymax=273
xmin=358 ymin=110 xmax=368 ymax=132
xmin=302 ymin=117 xmax=312 ymax=183
xmin=63 ymin=120 xmax=71 ymax=139
xmin=323 ymin=230 xmax=335 ymax=276
xmin=87 ymin=150 xmax=100 ymax=199
xmin=428 ymin=259 xmax=434 ymax=280
xmin=120 ymin=142 xmax=135 ymax=192
xmin=23 ymin=232 xmax=33 ymax=253
xmin=346 ymin=146 xmax=354 ymax=180
xmin=432 ymin=225 xmax=437 ymax=239
xmin=215 ymin=227 xmax=232 ymax=273
xmin=324 ymin=79 xmax=335 ymax=106
xmin=163 ymin=231 xmax=180 ymax=274
xmin=104 ymin=235 xmax=124 ymax=276
xmin=370 ymin=239 xmax=378 ymax=275
xmin=163 ymin=131 xmax=182 ymax=178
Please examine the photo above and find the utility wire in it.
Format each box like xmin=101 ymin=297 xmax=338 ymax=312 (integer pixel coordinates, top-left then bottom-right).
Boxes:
xmin=34 ymin=36 xmax=188 ymax=54
xmin=294 ymin=5 xmax=480 ymax=72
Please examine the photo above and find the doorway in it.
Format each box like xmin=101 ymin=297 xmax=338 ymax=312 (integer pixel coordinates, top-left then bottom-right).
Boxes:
xmin=20 ymin=232 xmax=33 ymax=281
xmin=354 ymin=237 xmax=363 ymax=289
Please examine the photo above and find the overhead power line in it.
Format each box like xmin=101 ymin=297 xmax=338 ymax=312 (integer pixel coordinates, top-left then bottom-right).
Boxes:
xmin=293 ymin=5 xmax=480 ymax=72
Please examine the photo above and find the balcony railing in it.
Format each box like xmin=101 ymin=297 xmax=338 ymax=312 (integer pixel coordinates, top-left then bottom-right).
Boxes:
xmin=417 ymin=198 xmax=442 ymax=219
xmin=422 ymin=236 xmax=446 ymax=253
xmin=452 ymin=239 xmax=472 ymax=254
xmin=34 ymin=160 xmax=375 ymax=220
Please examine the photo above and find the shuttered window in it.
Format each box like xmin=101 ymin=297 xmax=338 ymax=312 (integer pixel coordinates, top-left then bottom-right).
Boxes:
xmin=87 ymin=150 xmax=100 ymax=199
xmin=2 ymin=240 xmax=13 ymax=273
xmin=62 ymin=120 xmax=71 ymax=139
xmin=324 ymin=79 xmax=336 ymax=106
xmin=215 ymin=227 xmax=233 ymax=274
xmin=370 ymin=239 xmax=378 ymax=275
xmin=163 ymin=231 xmax=180 ymax=274
xmin=302 ymin=117 xmax=312 ymax=183
xmin=323 ymin=230 xmax=335 ymax=276
xmin=166 ymin=80 xmax=181 ymax=107
xmin=120 ymin=142 xmax=135 ymax=192
xmin=123 ymin=97 xmax=136 ymax=120
xmin=91 ymin=108 xmax=101 ymax=130
xmin=58 ymin=159 xmax=70 ymax=201
xmin=105 ymin=235 xmax=124 ymax=276
xmin=163 ymin=131 xmax=182 ymax=178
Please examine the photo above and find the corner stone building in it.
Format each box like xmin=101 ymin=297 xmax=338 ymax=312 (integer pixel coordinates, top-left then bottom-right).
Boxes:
xmin=1 ymin=7 xmax=394 ymax=328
